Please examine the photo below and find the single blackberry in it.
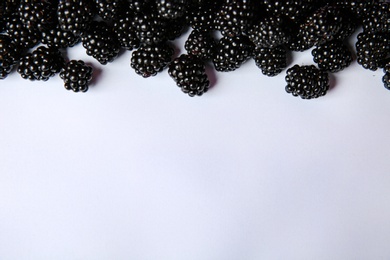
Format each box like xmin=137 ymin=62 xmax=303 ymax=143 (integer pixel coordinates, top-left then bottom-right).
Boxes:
xmin=285 ymin=65 xmax=329 ymax=99
xmin=184 ymin=29 xmax=216 ymax=61
xmin=362 ymin=3 xmax=390 ymax=33
xmin=18 ymin=0 xmax=57 ymax=32
xmin=356 ymin=31 xmax=390 ymax=71
xmin=17 ymin=46 xmax=64 ymax=81
xmin=5 ymin=14 xmax=41 ymax=49
xmin=312 ymin=40 xmax=352 ymax=73
xmin=0 ymin=34 xmax=19 ymax=79
xmin=130 ymin=42 xmax=174 ymax=78
xmin=0 ymin=0 xmax=19 ymax=32
xmin=216 ymin=0 xmax=256 ymax=36
xmin=81 ymin=21 xmax=120 ymax=65
xmin=253 ymin=46 xmax=287 ymax=77
xmin=185 ymin=1 xmax=222 ymax=31
xmin=94 ymin=0 xmax=125 ymax=21
xmin=299 ymin=4 xmax=344 ymax=46
xmin=157 ymin=0 xmax=188 ymax=19
xmin=262 ymin=0 xmax=321 ymax=23
xmin=168 ymin=54 xmax=210 ymax=97
xmin=128 ymin=0 xmax=154 ymax=13
xmin=41 ymin=25 xmax=81 ymax=49
xmin=336 ymin=0 xmax=375 ymax=20
xmin=132 ymin=10 xmax=169 ymax=45
xmin=383 ymin=63 xmax=390 ymax=90
xmin=113 ymin=10 xmax=140 ymax=50
xmin=248 ymin=15 xmax=291 ymax=48
xmin=57 ymin=0 xmax=95 ymax=36
xmin=286 ymin=33 xmax=313 ymax=52
xmin=60 ymin=60 xmax=93 ymax=93
xmin=213 ymin=35 xmax=255 ymax=72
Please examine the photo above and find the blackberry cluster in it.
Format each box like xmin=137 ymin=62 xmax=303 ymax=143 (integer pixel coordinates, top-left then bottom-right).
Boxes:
xmin=168 ymin=54 xmax=209 ymax=97
xmin=41 ymin=25 xmax=81 ymax=49
xmin=94 ymin=0 xmax=125 ymax=21
xmin=253 ymin=46 xmax=287 ymax=77
xmin=132 ymin=10 xmax=169 ymax=45
xmin=57 ymin=0 xmax=95 ymax=36
xmin=18 ymin=0 xmax=57 ymax=32
xmin=0 ymin=34 xmax=19 ymax=79
xmin=248 ymin=16 xmax=291 ymax=48
xmin=157 ymin=0 xmax=188 ymax=19
xmin=113 ymin=11 xmax=140 ymax=51
xmin=60 ymin=60 xmax=93 ymax=92
xmin=17 ymin=46 xmax=64 ymax=81
xmin=356 ymin=32 xmax=390 ymax=71
xmin=185 ymin=1 xmax=221 ymax=31
xmin=5 ymin=14 xmax=41 ymax=49
xmin=312 ymin=40 xmax=352 ymax=73
xmin=285 ymin=65 xmax=329 ymax=99
xmin=362 ymin=3 xmax=390 ymax=33
xmin=262 ymin=0 xmax=320 ymax=22
xmin=184 ymin=30 xmax=216 ymax=61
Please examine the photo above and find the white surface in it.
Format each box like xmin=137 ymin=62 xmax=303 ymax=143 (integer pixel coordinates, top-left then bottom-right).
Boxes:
xmin=1 ymin=29 xmax=390 ymax=260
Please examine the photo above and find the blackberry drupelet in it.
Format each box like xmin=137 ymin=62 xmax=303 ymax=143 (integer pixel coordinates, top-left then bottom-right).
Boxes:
xmin=362 ymin=3 xmax=390 ymax=33
xmin=57 ymin=0 xmax=95 ymax=36
xmin=248 ymin=15 xmax=291 ymax=48
xmin=5 ymin=14 xmax=41 ymax=49
xmin=130 ymin=42 xmax=174 ymax=78
xmin=253 ymin=46 xmax=287 ymax=77
xmin=216 ymin=0 xmax=255 ymax=36
xmin=285 ymin=65 xmax=329 ymax=99
xmin=356 ymin=31 xmax=390 ymax=71
xmin=60 ymin=60 xmax=93 ymax=92
xmin=299 ymin=4 xmax=343 ymax=46
xmin=132 ymin=10 xmax=169 ymax=45
xmin=17 ymin=46 xmax=64 ymax=81
xmin=213 ymin=35 xmax=255 ymax=72
xmin=0 ymin=34 xmax=19 ymax=79
xmin=41 ymin=25 xmax=81 ymax=49
xmin=113 ymin=10 xmax=140 ymax=50
xmin=185 ymin=29 xmax=216 ymax=61
xmin=157 ymin=0 xmax=188 ymax=19
xmin=168 ymin=54 xmax=210 ymax=97
xmin=18 ymin=0 xmax=57 ymax=32
xmin=81 ymin=21 xmax=120 ymax=65
xmin=312 ymin=40 xmax=352 ymax=73
xmin=94 ymin=0 xmax=125 ymax=21
xmin=383 ymin=63 xmax=390 ymax=90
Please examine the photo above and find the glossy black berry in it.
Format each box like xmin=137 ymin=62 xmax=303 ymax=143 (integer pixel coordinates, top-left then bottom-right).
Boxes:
xmin=168 ymin=54 xmax=210 ymax=97
xmin=184 ymin=29 xmax=216 ymax=61
xmin=356 ymin=31 xmax=390 ymax=71
xmin=128 ymin=0 xmax=154 ymax=13
xmin=132 ymin=10 xmax=169 ymax=45
xmin=285 ymin=64 xmax=329 ymax=99
xmin=312 ymin=40 xmax=352 ymax=73
xmin=18 ymin=0 xmax=57 ymax=32
xmin=57 ymin=0 xmax=95 ymax=36
xmin=17 ymin=46 xmax=64 ymax=81
xmin=130 ymin=42 xmax=174 ymax=78
xmin=185 ymin=1 xmax=222 ymax=31
xmin=41 ymin=25 xmax=81 ymax=49
xmin=157 ymin=0 xmax=188 ymax=19
xmin=5 ymin=14 xmax=41 ymax=49
xmin=253 ymin=46 xmax=287 ymax=77
xmin=94 ymin=0 xmax=125 ymax=21
xmin=113 ymin=10 xmax=140 ymax=51
xmin=262 ymin=0 xmax=321 ymax=23
xmin=0 ymin=34 xmax=19 ymax=79
xmin=362 ymin=3 xmax=390 ymax=33
xmin=81 ymin=21 xmax=120 ymax=65
xmin=60 ymin=60 xmax=93 ymax=92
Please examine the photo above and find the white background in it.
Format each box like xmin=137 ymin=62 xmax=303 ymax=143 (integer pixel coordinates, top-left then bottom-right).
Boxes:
xmin=1 ymin=28 xmax=390 ymax=260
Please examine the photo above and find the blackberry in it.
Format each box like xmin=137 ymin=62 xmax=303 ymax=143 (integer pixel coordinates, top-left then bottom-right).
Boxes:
xmin=262 ymin=0 xmax=320 ymax=23
xmin=57 ymin=0 xmax=95 ymax=36
xmin=165 ymin=16 xmax=187 ymax=41
xmin=362 ymin=3 xmax=390 ymax=33
xmin=5 ymin=14 xmax=41 ymax=49
xmin=157 ymin=0 xmax=188 ymax=19
xmin=248 ymin=15 xmax=291 ymax=48
xmin=185 ymin=1 xmax=222 ymax=31
xmin=299 ymin=4 xmax=343 ymax=46
xmin=286 ymin=33 xmax=313 ymax=52
xmin=334 ymin=9 xmax=358 ymax=41
xmin=312 ymin=40 xmax=352 ymax=73
xmin=81 ymin=21 xmax=120 ymax=65
xmin=213 ymin=35 xmax=255 ymax=72
xmin=336 ymin=0 xmax=375 ymax=20
xmin=168 ymin=54 xmax=210 ymax=97
xmin=41 ymin=25 xmax=81 ymax=49
xmin=0 ymin=34 xmax=19 ymax=79
xmin=132 ymin=10 xmax=169 ymax=45
xmin=184 ymin=29 xmax=216 ymax=61
xmin=130 ymin=42 xmax=174 ymax=78
xmin=383 ymin=63 xmax=390 ymax=90
xmin=253 ymin=46 xmax=287 ymax=77
xmin=285 ymin=64 xmax=329 ymax=99
xmin=94 ymin=0 xmax=125 ymax=21
xmin=60 ymin=60 xmax=93 ymax=93
xmin=18 ymin=0 xmax=57 ymax=32
xmin=216 ymin=0 xmax=255 ymax=36
xmin=356 ymin=31 xmax=390 ymax=71
xmin=128 ymin=0 xmax=154 ymax=13
xmin=17 ymin=46 xmax=64 ymax=81
xmin=113 ymin=10 xmax=140 ymax=50
xmin=0 ymin=0 xmax=19 ymax=32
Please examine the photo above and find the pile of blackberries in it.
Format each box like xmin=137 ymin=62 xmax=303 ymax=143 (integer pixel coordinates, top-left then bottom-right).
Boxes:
xmin=0 ymin=0 xmax=389 ymax=99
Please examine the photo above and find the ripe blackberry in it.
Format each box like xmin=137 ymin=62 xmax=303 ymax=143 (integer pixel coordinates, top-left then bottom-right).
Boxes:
xmin=285 ymin=65 xmax=329 ymax=99
xmin=356 ymin=31 xmax=390 ymax=71
xmin=81 ymin=21 xmax=120 ymax=65
xmin=248 ymin=15 xmax=291 ymax=48
xmin=17 ymin=46 xmax=64 ymax=81
xmin=185 ymin=1 xmax=222 ymax=31
xmin=60 ymin=60 xmax=93 ymax=93
xmin=130 ymin=42 xmax=174 ymax=78
xmin=132 ymin=10 xmax=169 ymax=45
xmin=299 ymin=4 xmax=343 ymax=46
xmin=128 ymin=0 xmax=154 ymax=13
xmin=57 ymin=0 xmax=95 ymax=36
xmin=253 ymin=46 xmax=287 ymax=77
xmin=383 ymin=63 xmax=390 ymax=90
xmin=213 ymin=35 xmax=255 ymax=72
xmin=165 ymin=16 xmax=187 ymax=41
xmin=184 ymin=29 xmax=216 ymax=61
xmin=157 ymin=0 xmax=188 ymax=19
xmin=168 ymin=54 xmax=210 ymax=97
xmin=286 ymin=33 xmax=313 ymax=52
xmin=41 ymin=25 xmax=81 ymax=49
xmin=216 ymin=0 xmax=255 ymax=36
xmin=94 ymin=0 xmax=125 ymax=21
xmin=262 ymin=0 xmax=320 ymax=23
xmin=334 ymin=9 xmax=358 ymax=41
xmin=362 ymin=3 xmax=390 ymax=33
xmin=5 ymin=14 xmax=41 ymax=49
xmin=0 ymin=0 xmax=18 ymax=32
xmin=18 ymin=0 xmax=57 ymax=32
xmin=312 ymin=40 xmax=352 ymax=73
xmin=336 ymin=0 xmax=375 ymax=20
xmin=0 ymin=34 xmax=19 ymax=79
xmin=113 ymin=10 xmax=140 ymax=50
